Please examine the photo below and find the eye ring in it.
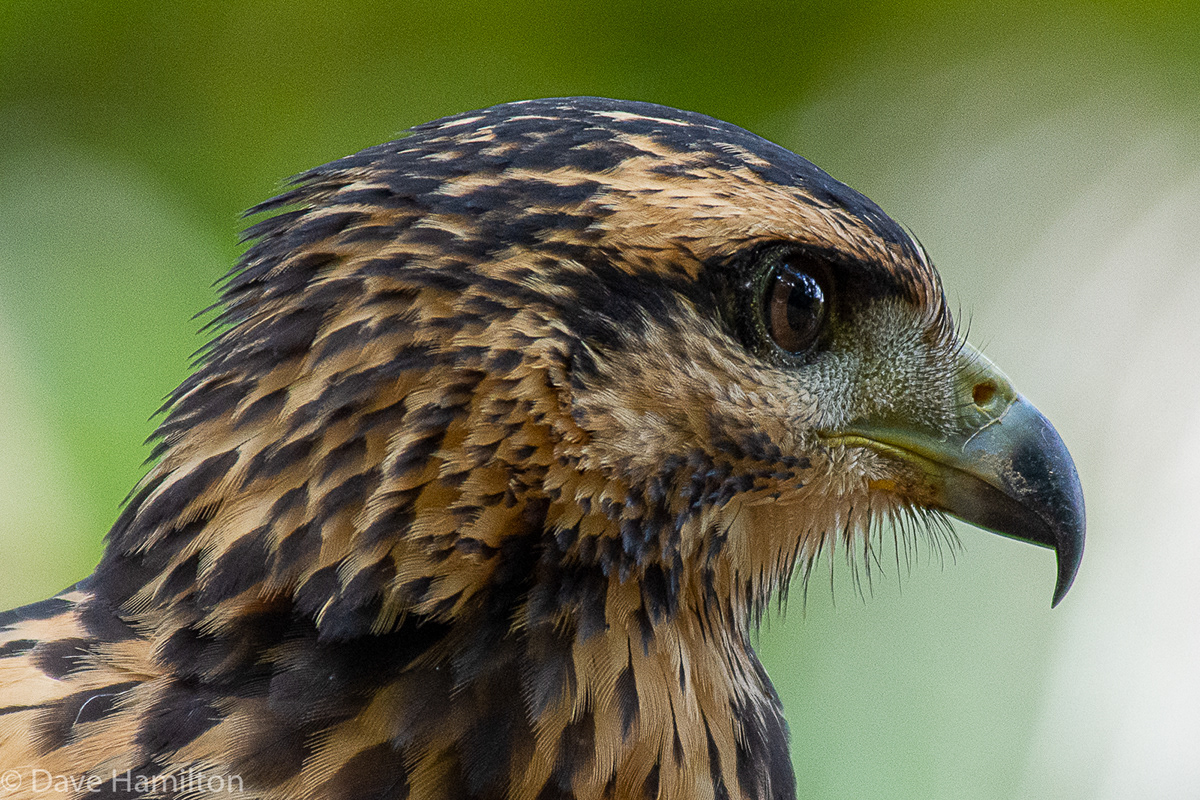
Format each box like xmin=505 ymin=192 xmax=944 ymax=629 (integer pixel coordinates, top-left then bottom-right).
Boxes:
xmin=762 ymin=256 xmax=828 ymax=354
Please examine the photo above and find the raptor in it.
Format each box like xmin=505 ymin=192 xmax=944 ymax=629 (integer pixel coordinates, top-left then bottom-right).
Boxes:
xmin=0 ymin=97 xmax=1083 ymax=800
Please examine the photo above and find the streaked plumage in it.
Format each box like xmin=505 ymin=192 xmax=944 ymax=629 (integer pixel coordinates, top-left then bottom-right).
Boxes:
xmin=0 ymin=98 xmax=1083 ymax=800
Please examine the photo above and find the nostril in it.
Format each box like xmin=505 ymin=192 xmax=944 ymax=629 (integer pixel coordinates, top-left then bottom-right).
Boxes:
xmin=973 ymin=381 xmax=996 ymax=407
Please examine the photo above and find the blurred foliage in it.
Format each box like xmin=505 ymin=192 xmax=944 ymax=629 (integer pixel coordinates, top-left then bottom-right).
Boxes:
xmin=2 ymin=2 xmax=1198 ymax=798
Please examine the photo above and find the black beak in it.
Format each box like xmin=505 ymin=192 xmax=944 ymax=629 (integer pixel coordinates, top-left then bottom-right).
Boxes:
xmin=831 ymin=347 xmax=1085 ymax=606
xmin=934 ymin=395 xmax=1085 ymax=606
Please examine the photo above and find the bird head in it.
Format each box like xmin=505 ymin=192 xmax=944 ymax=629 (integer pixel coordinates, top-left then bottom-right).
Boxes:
xmin=102 ymin=98 xmax=1083 ymax=645
xmin=47 ymin=97 xmax=1087 ymax=800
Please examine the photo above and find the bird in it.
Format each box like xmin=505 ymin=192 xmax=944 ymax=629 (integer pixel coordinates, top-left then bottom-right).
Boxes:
xmin=0 ymin=97 xmax=1084 ymax=800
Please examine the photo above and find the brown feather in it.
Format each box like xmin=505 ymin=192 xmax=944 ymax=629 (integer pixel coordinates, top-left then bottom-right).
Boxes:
xmin=0 ymin=97 xmax=959 ymax=800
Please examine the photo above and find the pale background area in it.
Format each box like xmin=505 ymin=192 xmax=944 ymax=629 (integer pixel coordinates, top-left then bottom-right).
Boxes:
xmin=2 ymin=3 xmax=1197 ymax=798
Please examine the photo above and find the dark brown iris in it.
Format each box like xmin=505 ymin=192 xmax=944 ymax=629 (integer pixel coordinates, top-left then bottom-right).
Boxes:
xmin=765 ymin=259 xmax=827 ymax=353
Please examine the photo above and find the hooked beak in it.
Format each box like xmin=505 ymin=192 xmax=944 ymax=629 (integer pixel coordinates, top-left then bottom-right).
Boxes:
xmin=830 ymin=348 xmax=1085 ymax=607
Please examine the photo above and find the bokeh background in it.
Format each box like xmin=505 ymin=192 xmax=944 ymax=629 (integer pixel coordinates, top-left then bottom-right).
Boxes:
xmin=2 ymin=2 xmax=1198 ymax=797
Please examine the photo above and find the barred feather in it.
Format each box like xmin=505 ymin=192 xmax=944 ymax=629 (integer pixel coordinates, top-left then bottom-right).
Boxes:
xmin=0 ymin=98 xmax=964 ymax=800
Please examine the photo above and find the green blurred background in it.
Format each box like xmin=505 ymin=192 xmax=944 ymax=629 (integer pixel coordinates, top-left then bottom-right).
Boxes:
xmin=3 ymin=2 xmax=1199 ymax=798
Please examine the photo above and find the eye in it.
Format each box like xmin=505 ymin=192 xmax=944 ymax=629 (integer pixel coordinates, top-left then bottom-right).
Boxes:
xmin=762 ymin=257 xmax=828 ymax=354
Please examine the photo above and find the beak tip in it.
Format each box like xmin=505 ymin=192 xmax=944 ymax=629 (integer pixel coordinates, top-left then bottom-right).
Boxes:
xmin=1050 ymin=518 xmax=1085 ymax=608
xmin=1050 ymin=572 xmax=1072 ymax=609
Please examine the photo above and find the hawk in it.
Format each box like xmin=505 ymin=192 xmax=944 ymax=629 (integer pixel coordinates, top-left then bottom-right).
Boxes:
xmin=0 ymin=98 xmax=1083 ymax=800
